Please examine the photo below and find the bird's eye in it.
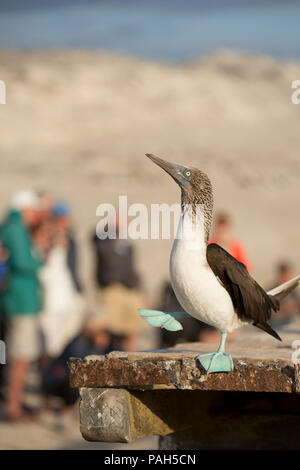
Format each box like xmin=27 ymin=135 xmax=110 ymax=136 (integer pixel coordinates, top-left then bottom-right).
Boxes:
xmin=185 ymin=171 xmax=191 ymax=177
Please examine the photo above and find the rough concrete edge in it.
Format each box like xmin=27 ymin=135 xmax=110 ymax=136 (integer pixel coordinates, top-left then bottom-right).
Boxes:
xmin=69 ymin=356 xmax=296 ymax=393
xmin=294 ymin=364 xmax=300 ymax=393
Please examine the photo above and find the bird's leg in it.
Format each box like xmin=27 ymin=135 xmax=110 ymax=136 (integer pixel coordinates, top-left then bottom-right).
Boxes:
xmin=196 ymin=332 xmax=234 ymax=373
xmin=217 ymin=331 xmax=227 ymax=353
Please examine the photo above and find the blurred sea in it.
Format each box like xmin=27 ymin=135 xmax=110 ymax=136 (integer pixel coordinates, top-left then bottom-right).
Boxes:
xmin=0 ymin=0 xmax=299 ymax=62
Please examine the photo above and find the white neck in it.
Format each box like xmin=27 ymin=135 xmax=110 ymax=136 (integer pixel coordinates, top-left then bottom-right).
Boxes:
xmin=174 ymin=205 xmax=207 ymax=261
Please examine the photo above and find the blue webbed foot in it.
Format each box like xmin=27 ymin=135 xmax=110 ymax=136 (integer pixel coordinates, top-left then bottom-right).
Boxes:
xmin=138 ymin=309 xmax=190 ymax=332
xmin=197 ymin=351 xmax=234 ymax=373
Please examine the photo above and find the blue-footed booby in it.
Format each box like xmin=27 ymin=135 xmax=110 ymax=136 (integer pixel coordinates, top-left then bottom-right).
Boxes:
xmin=139 ymin=153 xmax=300 ymax=373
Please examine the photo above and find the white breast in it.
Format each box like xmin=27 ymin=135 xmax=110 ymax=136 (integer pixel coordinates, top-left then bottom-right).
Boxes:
xmin=169 ymin=215 xmax=242 ymax=333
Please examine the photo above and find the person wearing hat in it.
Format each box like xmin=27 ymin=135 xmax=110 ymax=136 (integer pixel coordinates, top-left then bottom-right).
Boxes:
xmin=52 ymin=201 xmax=82 ymax=293
xmin=0 ymin=189 xmax=44 ymax=421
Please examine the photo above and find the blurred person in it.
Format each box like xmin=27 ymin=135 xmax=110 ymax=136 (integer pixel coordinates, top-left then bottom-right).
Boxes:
xmin=41 ymin=315 xmax=115 ymax=420
xmin=0 ymin=190 xmax=44 ymax=421
xmin=0 ymin=241 xmax=9 ymax=393
xmin=271 ymin=262 xmax=300 ymax=326
xmin=52 ymin=201 xmax=82 ymax=293
xmin=37 ymin=191 xmax=54 ymax=223
xmin=0 ymin=241 xmax=9 ymax=290
xmin=209 ymin=212 xmax=252 ymax=271
xmin=92 ymin=215 xmax=147 ymax=351
xmin=37 ymin=205 xmax=85 ymax=359
xmin=30 ymin=218 xmax=53 ymax=260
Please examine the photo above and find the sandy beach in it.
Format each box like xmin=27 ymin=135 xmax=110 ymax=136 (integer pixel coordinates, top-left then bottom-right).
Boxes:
xmin=0 ymin=49 xmax=299 ymax=307
xmin=1 ymin=0 xmax=300 ymax=451
xmin=0 ymin=47 xmax=300 ymax=449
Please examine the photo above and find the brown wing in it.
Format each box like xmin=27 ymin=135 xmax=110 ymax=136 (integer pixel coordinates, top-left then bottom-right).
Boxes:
xmin=206 ymin=243 xmax=281 ymax=340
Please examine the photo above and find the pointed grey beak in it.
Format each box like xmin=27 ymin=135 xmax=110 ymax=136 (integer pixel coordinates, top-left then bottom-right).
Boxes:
xmin=145 ymin=153 xmax=190 ymax=188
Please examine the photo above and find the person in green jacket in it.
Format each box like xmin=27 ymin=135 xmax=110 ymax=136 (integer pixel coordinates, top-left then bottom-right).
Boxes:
xmin=0 ymin=190 xmax=44 ymax=421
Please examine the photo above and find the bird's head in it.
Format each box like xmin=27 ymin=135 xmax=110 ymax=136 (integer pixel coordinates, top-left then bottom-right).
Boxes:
xmin=145 ymin=153 xmax=213 ymax=208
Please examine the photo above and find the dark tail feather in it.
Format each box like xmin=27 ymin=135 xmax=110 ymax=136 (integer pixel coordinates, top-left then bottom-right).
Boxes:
xmin=253 ymin=322 xmax=282 ymax=341
xmin=268 ymin=295 xmax=280 ymax=312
